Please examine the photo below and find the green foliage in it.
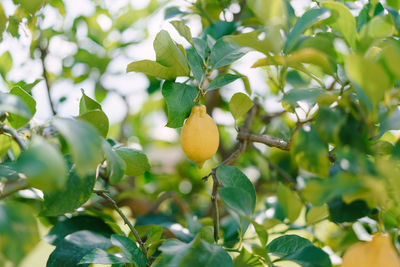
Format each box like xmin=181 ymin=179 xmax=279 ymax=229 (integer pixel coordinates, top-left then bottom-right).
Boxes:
xmin=1 ymin=0 xmax=400 ymax=266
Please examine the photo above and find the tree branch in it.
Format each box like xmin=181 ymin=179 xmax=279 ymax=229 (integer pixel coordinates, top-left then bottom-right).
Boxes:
xmin=39 ymin=42 xmax=56 ymax=116
xmin=93 ymin=190 xmax=148 ymax=261
xmin=0 ymin=179 xmax=29 ymax=199
xmin=149 ymin=191 xmax=190 ymax=214
xmin=237 ymin=133 xmax=289 ymax=150
xmin=0 ymin=124 xmax=27 ymax=150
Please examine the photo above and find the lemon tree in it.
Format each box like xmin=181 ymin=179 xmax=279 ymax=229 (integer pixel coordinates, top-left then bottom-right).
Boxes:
xmin=1 ymin=0 xmax=400 ymax=266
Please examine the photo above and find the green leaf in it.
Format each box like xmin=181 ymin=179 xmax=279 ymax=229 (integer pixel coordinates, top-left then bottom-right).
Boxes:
xmin=170 ymin=20 xmax=193 ymax=44
xmin=277 ymin=183 xmax=303 ymax=223
xmin=115 ymin=147 xmax=150 ymax=176
xmin=359 ymin=15 xmax=394 ymax=51
xmin=7 ymin=86 xmax=36 ymax=129
xmin=0 ymin=134 xmax=11 ymax=157
xmin=285 ymin=8 xmax=331 ymax=53
xmin=79 ymin=248 xmax=130 ymax=264
xmin=186 ymin=48 xmax=203 ymax=83
xmin=193 ymin=38 xmax=207 ymax=59
xmin=157 ymin=237 xmax=233 ymax=267
xmin=127 ymin=30 xmax=189 ymax=80
xmin=328 ymin=198 xmax=370 ymax=223
xmin=345 ymin=53 xmax=391 ymax=105
xmin=0 ymin=4 xmax=6 ymax=41
xmin=207 ymin=74 xmax=242 ymax=91
xmin=291 ymin=125 xmax=330 ymax=177
xmin=161 ymin=81 xmax=197 ymax=128
xmin=321 ymin=1 xmax=356 ymax=47
xmin=17 ymin=136 xmax=67 ymax=192
xmin=79 ymin=90 xmax=102 ymax=115
xmin=229 ymin=92 xmax=254 ymax=120
xmin=382 ymin=40 xmax=400 ymax=79
xmin=47 ymin=230 xmax=113 ymax=267
xmin=247 ymin=0 xmax=287 ymax=26
xmin=267 ymin=235 xmax=313 ymax=257
xmin=77 ymin=110 xmax=109 ymax=138
xmin=13 ymin=0 xmax=46 ymax=14
xmin=102 ymin=140 xmax=126 ymax=185
xmin=217 ymin=165 xmax=256 ymax=216
xmin=0 ymin=51 xmax=12 ymax=78
xmin=211 ymin=39 xmax=247 ymax=69
xmin=0 ymin=201 xmax=40 ymax=265
xmin=224 ymin=29 xmax=282 ymax=55
xmin=282 ymin=88 xmax=323 ymax=112
xmin=306 ymin=205 xmax=329 ymax=225
xmin=233 ymin=248 xmax=263 ymax=267
xmin=44 ymin=215 xmax=115 ymax=246
xmin=111 ymin=235 xmax=147 ymax=267
xmin=288 ymin=48 xmax=334 ymax=74
xmin=53 ymin=118 xmax=103 ymax=176
xmin=284 ymin=245 xmax=332 ymax=267
xmin=0 ymin=92 xmax=31 ymax=118
xmin=41 ymin=170 xmax=96 ymax=216
xmin=314 ymin=107 xmax=347 ymax=144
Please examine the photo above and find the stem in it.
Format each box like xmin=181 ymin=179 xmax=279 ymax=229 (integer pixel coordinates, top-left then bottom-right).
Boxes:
xmin=39 ymin=42 xmax=56 ymax=116
xmin=93 ymin=190 xmax=148 ymax=260
xmin=211 ymin=171 xmax=220 ymax=242
xmin=0 ymin=124 xmax=27 ymax=150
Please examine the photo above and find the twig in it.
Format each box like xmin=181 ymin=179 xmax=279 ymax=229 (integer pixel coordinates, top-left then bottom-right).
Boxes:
xmin=237 ymin=133 xmax=289 ymax=150
xmin=0 ymin=112 xmax=8 ymax=121
xmin=39 ymin=41 xmax=56 ymax=116
xmin=93 ymin=190 xmax=148 ymax=261
xmin=211 ymin=171 xmax=220 ymax=242
xmin=0 ymin=124 xmax=27 ymax=150
xmin=0 ymin=179 xmax=29 ymax=199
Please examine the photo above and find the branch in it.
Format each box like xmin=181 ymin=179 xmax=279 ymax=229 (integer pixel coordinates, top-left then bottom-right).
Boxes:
xmin=93 ymin=190 xmax=148 ymax=260
xmin=0 ymin=179 xmax=29 ymax=199
xmin=39 ymin=41 xmax=56 ymax=116
xmin=0 ymin=124 xmax=27 ymax=150
xmin=149 ymin=191 xmax=190 ymax=214
xmin=237 ymin=133 xmax=289 ymax=151
xmin=211 ymin=171 xmax=220 ymax=242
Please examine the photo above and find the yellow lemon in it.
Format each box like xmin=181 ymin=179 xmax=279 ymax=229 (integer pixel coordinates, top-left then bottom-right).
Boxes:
xmin=342 ymin=233 xmax=400 ymax=267
xmin=180 ymin=105 xmax=219 ymax=168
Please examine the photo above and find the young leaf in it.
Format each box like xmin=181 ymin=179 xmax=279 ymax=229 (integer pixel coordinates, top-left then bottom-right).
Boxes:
xmin=306 ymin=205 xmax=329 ymax=225
xmin=285 ymin=8 xmax=331 ymax=53
xmin=7 ymin=86 xmax=36 ymax=129
xmin=217 ymin=165 xmax=256 ymax=216
xmin=0 ymin=51 xmax=12 ymax=78
xmin=77 ymin=110 xmax=109 ymax=138
xmin=79 ymin=89 xmax=102 ymax=115
xmin=53 ymin=118 xmax=103 ymax=176
xmin=277 ymin=183 xmax=303 ymax=223
xmin=211 ymin=39 xmax=247 ymax=69
xmin=170 ymin=20 xmax=193 ymax=44
xmin=161 ymin=81 xmax=197 ymax=128
xmin=321 ymin=1 xmax=356 ymax=47
xmin=207 ymin=73 xmax=242 ymax=91
xmin=229 ymin=92 xmax=254 ymax=120
xmin=127 ymin=30 xmax=189 ymax=80
xmin=17 ymin=136 xmax=67 ymax=192
xmin=0 ymin=92 xmax=31 ymax=118
xmin=115 ymin=147 xmax=150 ymax=176
xmin=345 ymin=53 xmax=391 ymax=105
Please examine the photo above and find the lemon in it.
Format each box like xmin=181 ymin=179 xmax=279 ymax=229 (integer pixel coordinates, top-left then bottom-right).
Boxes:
xmin=342 ymin=233 xmax=400 ymax=267
xmin=180 ymin=105 xmax=219 ymax=168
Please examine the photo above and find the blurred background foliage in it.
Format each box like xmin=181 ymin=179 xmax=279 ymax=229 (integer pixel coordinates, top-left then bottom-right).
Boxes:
xmin=1 ymin=0 xmax=400 ymax=266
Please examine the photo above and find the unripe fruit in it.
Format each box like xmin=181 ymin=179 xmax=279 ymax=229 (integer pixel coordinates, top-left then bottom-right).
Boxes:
xmin=180 ymin=105 xmax=219 ymax=168
xmin=342 ymin=233 xmax=400 ymax=267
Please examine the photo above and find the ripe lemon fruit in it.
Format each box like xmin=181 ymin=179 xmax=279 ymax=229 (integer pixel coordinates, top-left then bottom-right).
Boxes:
xmin=342 ymin=233 xmax=400 ymax=267
xmin=180 ymin=105 xmax=219 ymax=168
